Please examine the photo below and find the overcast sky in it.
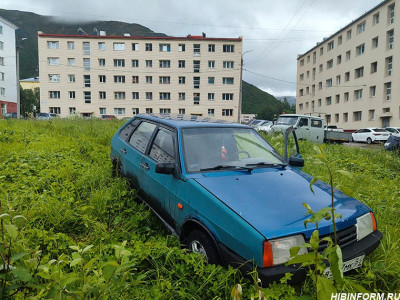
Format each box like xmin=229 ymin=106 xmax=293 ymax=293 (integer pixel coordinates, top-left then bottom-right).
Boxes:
xmin=2 ymin=0 xmax=384 ymax=97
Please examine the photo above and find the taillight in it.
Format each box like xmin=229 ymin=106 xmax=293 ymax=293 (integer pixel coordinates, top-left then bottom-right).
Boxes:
xmin=370 ymin=212 xmax=377 ymax=231
xmin=263 ymin=241 xmax=273 ymax=267
xmin=373 ymin=133 xmax=381 ymax=136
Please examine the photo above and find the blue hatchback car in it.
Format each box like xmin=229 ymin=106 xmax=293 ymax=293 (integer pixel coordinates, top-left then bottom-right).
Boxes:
xmin=110 ymin=114 xmax=382 ymax=283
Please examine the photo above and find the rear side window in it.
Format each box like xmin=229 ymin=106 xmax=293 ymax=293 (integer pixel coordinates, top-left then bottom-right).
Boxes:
xmin=119 ymin=119 xmax=140 ymax=141
xmin=311 ymin=119 xmax=322 ymax=127
xmin=129 ymin=121 xmax=157 ymax=153
xmin=149 ymin=129 xmax=175 ymax=163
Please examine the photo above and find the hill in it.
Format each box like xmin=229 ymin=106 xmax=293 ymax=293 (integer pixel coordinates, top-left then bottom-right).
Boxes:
xmin=0 ymin=9 xmax=166 ymax=79
xmin=276 ymin=96 xmax=296 ymax=106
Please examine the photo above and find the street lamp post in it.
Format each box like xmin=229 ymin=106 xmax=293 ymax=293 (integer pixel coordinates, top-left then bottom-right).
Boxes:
xmin=238 ymin=50 xmax=253 ymax=123
xmin=16 ymin=37 xmax=27 ymax=118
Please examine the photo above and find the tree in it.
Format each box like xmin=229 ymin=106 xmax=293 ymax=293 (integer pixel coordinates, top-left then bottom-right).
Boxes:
xmin=20 ymin=86 xmax=40 ymax=117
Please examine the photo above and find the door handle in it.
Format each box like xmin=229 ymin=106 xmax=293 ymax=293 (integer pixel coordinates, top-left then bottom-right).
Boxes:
xmin=141 ymin=162 xmax=149 ymax=170
xmin=120 ymin=148 xmax=127 ymax=154
xmin=305 ymin=128 xmax=310 ymax=130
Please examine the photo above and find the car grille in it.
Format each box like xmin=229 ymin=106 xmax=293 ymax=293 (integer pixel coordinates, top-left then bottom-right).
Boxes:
xmin=317 ymin=226 xmax=357 ymax=252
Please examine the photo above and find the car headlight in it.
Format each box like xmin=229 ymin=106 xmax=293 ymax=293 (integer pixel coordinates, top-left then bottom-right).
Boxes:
xmin=356 ymin=212 xmax=377 ymax=241
xmin=263 ymin=235 xmax=307 ymax=267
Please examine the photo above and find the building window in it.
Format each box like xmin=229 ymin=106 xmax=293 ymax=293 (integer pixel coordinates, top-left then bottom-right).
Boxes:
xmin=357 ymin=21 xmax=366 ymax=34
xmin=386 ymin=56 xmax=393 ymax=75
xmin=354 ymin=89 xmax=363 ymax=100
xmin=132 ymin=92 xmax=139 ymax=100
xmin=299 ymin=74 xmax=304 ymax=81
xmin=114 ymin=92 xmax=126 ymax=100
xmin=0 ymin=88 xmax=5 ymax=96
xmin=343 ymin=113 xmax=348 ymax=122
xmin=114 ymin=59 xmax=125 ymax=67
xmin=99 ymin=108 xmax=106 ymax=115
xmin=208 ymin=109 xmax=215 ymax=116
xmin=222 ymin=109 xmax=233 ymax=116
xmin=193 ymin=60 xmax=200 ymax=72
xmin=47 ymin=41 xmax=59 ymax=49
xmin=320 ymin=47 xmax=323 ymax=56
xmin=146 ymin=108 xmax=153 ymax=113
xmin=299 ymin=89 xmax=304 ymax=96
xmin=338 ymin=35 xmax=343 ymax=45
xmin=369 ymin=110 xmax=375 ymax=121
xmin=146 ymin=76 xmax=152 ymax=84
xmin=99 ymin=91 xmax=106 ymax=99
xmin=307 ymin=55 xmax=310 ymax=63
xmin=84 ymin=91 xmax=91 ymax=103
xmin=132 ymin=76 xmax=139 ymax=83
xmin=114 ymin=76 xmax=126 ymax=83
xmin=132 ymin=43 xmax=139 ymax=51
xmin=159 ymin=43 xmax=171 ymax=52
xmin=222 ymin=93 xmax=234 ymax=100
xmin=145 ymin=43 xmax=152 ymax=51
xmin=223 ymin=61 xmax=234 ymax=69
xmin=178 ymin=108 xmax=185 ymax=114
xmin=347 ymin=29 xmax=352 ymax=40
xmin=372 ymin=36 xmax=379 ymax=49
xmin=48 ymin=57 xmax=60 ymax=66
xmin=353 ymin=111 xmax=362 ymax=121
xmin=208 ymin=77 xmax=214 ymax=84
xmin=385 ymin=82 xmax=392 ymax=101
xmin=99 ymin=75 xmax=106 ymax=83
xmin=327 ymin=59 xmax=333 ymax=69
xmin=326 ymin=97 xmax=332 ymax=106
xmin=132 ymin=59 xmax=139 ymax=67
xmin=335 ymin=94 xmax=340 ymax=104
xmin=299 ymin=103 xmax=303 ymax=110
xmin=146 ymin=92 xmax=153 ymax=100
xmin=373 ymin=12 xmax=380 ymax=25
xmin=179 ymin=92 xmax=186 ymax=100
xmin=194 ymin=77 xmax=200 ymax=88
xmin=49 ymin=91 xmax=60 ymax=99
xmin=326 ymin=115 xmax=331 ymax=124
xmin=345 ymin=50 xmax=351 ymax=61
xmin=328 ymin=41 xmax=334 ymax=50
xmin=83 ymin=58 xmax=90 ymax=71
xmin=159 ymin=76 xmax=171 ymax=84
xmin=355 ymin=67 xmax=364 ymax=78
xmin=208 ymin=44 xmax=215 ymax=52
xmin=49 ymin=74 xmax=60 ymax=82
xmin=98 ymin=58 xmax=105 ymax=66
xmin=159 ymin=60 xmax=171 ymax=68
xmin=370 ymin=86 xmax=376 ymax=97
xmin=69 ymin=91 xmax=75 ymax=99
xmin=160 ymin=92 xmax=171 ymax=100
xmin=178 ymin=60 xmax=185 ymax=68
xmin=223 ymin=45 xmax=234 ymax=52
xmin=345 ymin=72 xmax=350 ymax=81
xmin=0 ymin=58 xmax=3 ymax=66
xmin=160 ymin=108 xmax=171 ymax=114
xmin=336 ymin=75 xmax=341 ymax=85
xmin=344 ymin=92 xmax=349 ymax=102
xmin=208 ymin=93 xmax=214 ymax=101
xmin=356 ymin=44 xmax=365 ymax=55
xmin=387 ymin=29 xmax=394 ymax=49
xmin=84 ymin=75 xmax=91 ymax=87
xmin=312 ymin=68 xmax=316 ymax=80
xmin=300 ymin=59 xmax=304 ymax=67
xmin=193 ymin=93 xmax=200 ymax=105
xmin=326 ymin=78 xmax=332 ymax=87
xmin=68 ymin=74 xmax=75 ymax=82
xmin=114 ymin=108 xmax=126 ymax=115
xmin=371 ymin=61 xmax=378 ymax=73
xmin=146 ymin=60 xmax=152 ymax=68
xmin=193 ymin=44 xmax=201 ymax=54
xmin=318 ymin=82 xmax=322 ymax=90
xmin=313 ymin=51 xmax=316 ymax=64
xmin=83 ymin=42 xmax=90 ymax=55
xmin=223 ymin=77 xmax=234 ymax=84
xmin=67 ymin=41 xmax=74 ymax=50
xmin=389 ymin=4 xmax=395 ymax=24
xmin=319 ymin=64 xmax=323 ymax=73
xmin=208 ymin=60 xmax=215 ymax=68
xmin=49 ymin=107 xmax=61 ymax=114
xmin=113 ymin=43 xmax=125 ymax=51
xmin=178 ymin=76 xmax=185 ymax=84
xmin=178 ymin=44 xmax=185 ymax=52
xmin=337 ymin=55 xmax=342 ymax=65
xmin=98 ymin=42 xmax=105 ymax=50
xmin=69 ymin=107 xmax=76 ymax=115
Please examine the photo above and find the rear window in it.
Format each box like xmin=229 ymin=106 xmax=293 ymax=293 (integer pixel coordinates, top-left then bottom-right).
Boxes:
xmin=311 ymin=119 xmax=322 ymax=127
xmin=373 ymin=128 xmax=387 ymax=132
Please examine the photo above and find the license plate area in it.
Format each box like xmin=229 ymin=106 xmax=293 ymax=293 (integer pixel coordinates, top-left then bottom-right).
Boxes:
xmin=323 ymin=255 xmax=364 ymax=278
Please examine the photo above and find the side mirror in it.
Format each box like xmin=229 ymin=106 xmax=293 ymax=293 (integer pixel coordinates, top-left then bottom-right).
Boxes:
xmin=155 ymin=162 xmax=175 ymax=175
xmin=289 ymin=156 xmax=304 ymax=167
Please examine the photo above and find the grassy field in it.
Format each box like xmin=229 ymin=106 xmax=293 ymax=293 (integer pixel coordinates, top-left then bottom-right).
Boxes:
xmin=0 ymin=119 xmax=399 ymax=299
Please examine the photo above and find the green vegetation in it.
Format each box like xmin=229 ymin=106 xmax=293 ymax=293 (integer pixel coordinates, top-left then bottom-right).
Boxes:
xmin=20 ymin=86 xmax=40 ymax=118
xmin=0 ymin=120 xmax=399 ymax=299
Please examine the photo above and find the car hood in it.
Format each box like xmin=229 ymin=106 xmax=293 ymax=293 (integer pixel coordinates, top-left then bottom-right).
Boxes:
xmin=194 ymin=168 xmax=370 ymax=240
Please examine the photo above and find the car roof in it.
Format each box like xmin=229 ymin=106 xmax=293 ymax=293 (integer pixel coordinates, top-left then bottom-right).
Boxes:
xmin=135 ymin=114 xmax=248 ymax=129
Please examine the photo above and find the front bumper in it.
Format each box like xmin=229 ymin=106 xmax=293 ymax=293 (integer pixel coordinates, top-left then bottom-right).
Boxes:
xmin=219 ymin=230 xmax=382 ymax=285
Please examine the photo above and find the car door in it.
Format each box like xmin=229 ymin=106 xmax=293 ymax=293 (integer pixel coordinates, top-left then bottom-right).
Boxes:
xmin=309 ymin=118 xmax=324 ymax=143
xmin=138 ymin=126 xmax=180 ymax=227
xmin=362 ymin=129 xmax=371 ymax=142
xmin=295 ymin=117 xmax=309 ymax=140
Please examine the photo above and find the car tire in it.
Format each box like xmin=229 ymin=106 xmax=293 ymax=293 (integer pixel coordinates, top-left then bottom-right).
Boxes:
xmin=367 ymin=137 xmax=372 ymax=144
xmin=185 ymin=229 xmax=221 ymax=265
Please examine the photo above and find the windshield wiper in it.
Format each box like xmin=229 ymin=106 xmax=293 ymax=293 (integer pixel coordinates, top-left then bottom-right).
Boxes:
xmin=245 ymin=162 xmax=287 ymax=169
xmin=200 ymin=165 xmax=253 ymax=172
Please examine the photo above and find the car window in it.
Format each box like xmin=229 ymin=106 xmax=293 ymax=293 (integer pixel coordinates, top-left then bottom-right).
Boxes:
xmin=129 ymin=121 xmax=157 ymax=153
xmin=298 ymin=118 xmax=308 ymax=127
xmin=373 ymin=128 xmax=386 ymax=132
xmin=149 ymin=129 xmax=175 ymax=163
xmin=311 ymin=119 xmax=322 ymax=128
xmin=119 ymin=119 xmax=140 ymax=141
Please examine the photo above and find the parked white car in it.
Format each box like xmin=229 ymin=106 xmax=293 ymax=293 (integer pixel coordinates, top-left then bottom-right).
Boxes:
xmin=352 ymin=128 xmax=390 ymax=144
xmin=255 ymin=120 xmax=273 ymax=132
xmin=385 ymin=127 xmax=400 ymax=137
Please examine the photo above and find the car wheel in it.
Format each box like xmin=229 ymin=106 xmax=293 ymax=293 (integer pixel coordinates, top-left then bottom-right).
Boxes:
xmin=367 ymin=137 xmax=372 ymax=144
xmin=185 ymin=229 xmax=220 ymax=265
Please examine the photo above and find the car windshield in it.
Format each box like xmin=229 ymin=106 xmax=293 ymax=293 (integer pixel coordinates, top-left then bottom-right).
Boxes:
xmin=182 ymin=127 xmax=285 ymax=173
xmin=276 ymin=116 xmax=298 ymax=125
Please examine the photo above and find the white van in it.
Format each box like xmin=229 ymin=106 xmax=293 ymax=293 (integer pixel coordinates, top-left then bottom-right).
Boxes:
xmin=272 ymin=114 xmax=324 ymax=144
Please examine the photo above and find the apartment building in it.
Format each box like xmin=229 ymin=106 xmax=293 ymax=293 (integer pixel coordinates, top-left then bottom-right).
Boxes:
xmin=296 ymin=0 xmax=398 ymax=129
xmin=0 ymin=16 xmax=18 ymax=117
xmin=38 ymin=32 xmax=242 ymax=121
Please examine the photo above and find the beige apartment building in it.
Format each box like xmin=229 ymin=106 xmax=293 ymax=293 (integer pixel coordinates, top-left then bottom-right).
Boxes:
xmin=296 ymin=0 xmax=399 ymax=130
xmin=38 ymin=32 xmax=242 ymax=121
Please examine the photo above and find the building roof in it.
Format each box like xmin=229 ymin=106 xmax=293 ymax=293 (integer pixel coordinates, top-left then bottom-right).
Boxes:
xmin=0 ymin=16 xmax=19 ymax=30
xmin=38 ymin=32 xmax=242 ymax=42
xmin=297 ymin=0 xmax=391 ymax=59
